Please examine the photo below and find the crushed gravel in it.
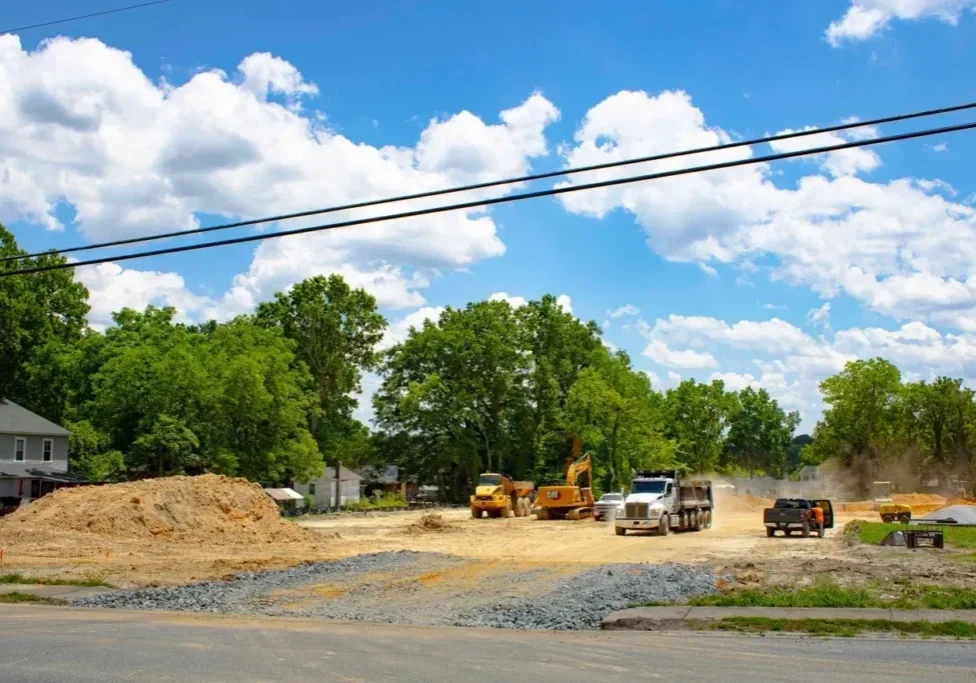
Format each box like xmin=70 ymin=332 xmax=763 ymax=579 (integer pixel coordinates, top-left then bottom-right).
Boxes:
xmin=74 ymin=550 xmax=717 ymax=630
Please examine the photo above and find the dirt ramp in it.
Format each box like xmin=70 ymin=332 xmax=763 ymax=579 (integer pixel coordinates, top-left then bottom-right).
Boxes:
xmin=0 ymin=474 xmax=307 ymax=545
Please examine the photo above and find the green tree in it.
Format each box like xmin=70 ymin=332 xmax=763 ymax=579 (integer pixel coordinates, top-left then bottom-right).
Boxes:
xmin=663 ymin=379 xmax=738 ymax=474
xmin=724 ymin=387 xmax=799 ymax=478
xmin=63 ymin=419 xmax=125 ymax=481
xmin=255 ymin=275 xmax=386 ymax=450
xmin=130 ymin=414 xmax=200 ymax=477
xmin=808 ymin=358 xmax=902 ymax=489
xmin=0 ymin=224 xmax=90 ymax=417
xmin=899 ymin=377 xmax=975 ymax=482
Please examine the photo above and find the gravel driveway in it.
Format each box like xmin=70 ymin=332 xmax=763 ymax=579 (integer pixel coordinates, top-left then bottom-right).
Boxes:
xmin=75 ymin=550 xmax=716 ymax=630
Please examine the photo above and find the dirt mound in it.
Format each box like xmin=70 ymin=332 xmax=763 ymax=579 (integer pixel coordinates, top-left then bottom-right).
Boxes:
xmin=0 ymin=474 xmax=307 ymax=545
xmin=715 ymin=493 xmax=773 ymax=512
xmin=406 ymin=513 xmax=458 ymax=534
xmin=892 ymin=493 xmax=946 ymax=506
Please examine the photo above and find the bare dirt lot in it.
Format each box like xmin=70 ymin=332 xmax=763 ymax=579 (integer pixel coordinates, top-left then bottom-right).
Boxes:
xmin=1 ymin=477 xmax=973 ymax=601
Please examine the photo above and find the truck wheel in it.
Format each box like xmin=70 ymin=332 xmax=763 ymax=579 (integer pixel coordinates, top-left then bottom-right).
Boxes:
xmin=898 ymin=513 xmax=911 ymax=524
xmin=704 ymin=510 xmax=712 ymax=528
xmin=801 ymin=521 xmax=810 ymax=538
xmin=766 ymin=527 xmax=775 ymax=537
xmin=471 ymin=507 xmax=481 ymax=519
xmin=679 ymin=512 xmax=687 ymax=531
xmin=615 ymin=526 xmax=626 ymax=536
xmin=881 ymin=514 xmax=894 ymax=523
xmin=689 ymin=510 xmax=699 ymax=531
xmin=657 ymin=514 xmax=669 ymax=536
xmin=502 ymin=500 xmax=514 ymax=518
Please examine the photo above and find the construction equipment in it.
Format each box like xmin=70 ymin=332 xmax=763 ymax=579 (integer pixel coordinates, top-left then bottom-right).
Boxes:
xmin=879 ymin=501 xmax=912 ymax=523
xmin=871 ymin=481 xmax=894 ymax=511
xmin=470 ymin=473 xmax=534 ymax=519
xmin=535 ymin=452 xmax=595 ymax=520
xmin=614 ymin=470 xmax=713 ymax=536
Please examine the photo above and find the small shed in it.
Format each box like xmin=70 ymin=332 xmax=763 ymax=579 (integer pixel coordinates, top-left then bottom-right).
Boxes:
xmin=292 ymin=465 xmax=362 ymax=511
xmin=264 ymin=487 xmax=304 ymax=515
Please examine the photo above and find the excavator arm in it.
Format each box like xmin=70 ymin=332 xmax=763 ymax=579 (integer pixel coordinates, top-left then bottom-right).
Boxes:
xmin=565 ymin=452 xmax=592 ymax=489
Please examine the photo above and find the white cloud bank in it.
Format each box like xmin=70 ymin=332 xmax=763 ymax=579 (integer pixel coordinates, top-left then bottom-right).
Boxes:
xmin=826 ymin=0 xmax=976 ymax=46
xmin=0 ymin=35 xmax=559 ymax=323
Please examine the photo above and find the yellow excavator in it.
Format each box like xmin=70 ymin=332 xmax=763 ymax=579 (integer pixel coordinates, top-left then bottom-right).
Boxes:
xmin=535 ymin=451 xmax=595 ymax=520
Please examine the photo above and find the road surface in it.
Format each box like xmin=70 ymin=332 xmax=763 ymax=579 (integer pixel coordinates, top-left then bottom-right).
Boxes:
xmin=0 ymin=606 xmax=973 ymax=682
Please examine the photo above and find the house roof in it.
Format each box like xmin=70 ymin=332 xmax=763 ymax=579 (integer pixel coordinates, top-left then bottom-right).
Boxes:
xmin=0 ymin=464 xmax=87 ymax=482
xmin=315 ymin=465 xmax=363 ymax=482
xmin=264 ymin=487 xmax=304 ymax=502
xmin=0 ymin=400 xmax=71 ymax=437
xmin=359 ymin=464 xmax=400 ymax=484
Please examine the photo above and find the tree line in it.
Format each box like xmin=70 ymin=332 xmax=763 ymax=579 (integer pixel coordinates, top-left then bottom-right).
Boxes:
xmin=1 ymin=222 xmax=845 ymax=501
xmin=805 ymin=358 xmax=976 ymax=496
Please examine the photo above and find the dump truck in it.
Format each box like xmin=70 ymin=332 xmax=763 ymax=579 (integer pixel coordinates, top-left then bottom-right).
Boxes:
xmin=535 ymin=452 xmax=595 ymax=520
xmin=613 ymin=470 xmax=713 ymax=536
xmin=470 ymin=473 xmax=534 ymax=518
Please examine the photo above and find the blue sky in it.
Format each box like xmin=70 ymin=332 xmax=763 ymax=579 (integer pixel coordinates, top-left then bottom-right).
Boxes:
xmin=4 ymin=0 xmax=976 ymax=429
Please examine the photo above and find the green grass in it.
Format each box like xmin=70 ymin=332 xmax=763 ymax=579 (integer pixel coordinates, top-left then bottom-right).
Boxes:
xmin=0 ymin=573 xmax=112 ymax=588
xmin=0 ymin=592 xmax=67 ymax=606
xmin=635 ymin=581 xmax=976 ymax=610
xmin=847 ymin=520 xmax=976 ymax=549
xmin=688 ymin=583 xmax=881 ymax=608
xmin=700 ymin=616 xmax=976 ymax=639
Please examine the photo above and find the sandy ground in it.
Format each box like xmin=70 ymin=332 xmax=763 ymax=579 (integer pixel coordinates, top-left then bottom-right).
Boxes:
xmin=2 ymin=502 xmax=973 ymax=590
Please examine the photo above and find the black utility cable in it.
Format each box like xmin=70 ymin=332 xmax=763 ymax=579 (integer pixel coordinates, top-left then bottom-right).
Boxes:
xmin=3 ymin=100 xmax=972 ymax=264
xmin=0 ymin=0 xmax=173 ymax=34
xmin=3 ymin=118 xmax=973 ymax=277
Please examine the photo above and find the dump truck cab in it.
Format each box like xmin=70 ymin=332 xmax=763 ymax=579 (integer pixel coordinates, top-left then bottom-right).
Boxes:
xmin=470 ymin=473 xmax=534 ymax=518
xmin=614 ymin=471 xmax=713 ymax=536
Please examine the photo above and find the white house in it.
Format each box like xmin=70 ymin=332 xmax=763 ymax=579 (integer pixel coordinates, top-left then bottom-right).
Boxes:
xmin=292 ymin=465 xmax=362 ymax=510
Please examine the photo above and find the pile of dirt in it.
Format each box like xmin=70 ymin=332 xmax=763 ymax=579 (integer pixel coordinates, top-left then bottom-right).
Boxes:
xmin=892 ymin=493 xmax=946 ymax=506
xmin=406 ymin=513 xmax=459 ymax=534
xmin=0 ymin=474 xmax=307 ymax=545
xmin=715 ymin=493 xmax=773 ymax=512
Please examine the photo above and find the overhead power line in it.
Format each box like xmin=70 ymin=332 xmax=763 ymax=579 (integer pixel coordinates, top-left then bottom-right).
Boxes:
xmin=4 ymin=100 xmax=974 ymax=265
xmin=0 ymin=0 xmax=173 ymax=34
xmin=4 ymin=118 xmax=973 ymax=278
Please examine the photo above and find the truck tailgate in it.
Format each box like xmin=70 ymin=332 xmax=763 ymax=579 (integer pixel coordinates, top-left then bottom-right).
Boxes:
xmin=764 ymin=509 xmax=801 ymax=523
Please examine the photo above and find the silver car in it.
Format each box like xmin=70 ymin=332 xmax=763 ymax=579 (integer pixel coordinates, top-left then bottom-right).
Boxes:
xmin=594 ymin=492 xmax=625 ymax=521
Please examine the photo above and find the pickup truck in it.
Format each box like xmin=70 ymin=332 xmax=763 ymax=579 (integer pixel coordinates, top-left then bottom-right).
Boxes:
xmin=763 ymin=498 xmax=833 ymax=538
xmin=594 ymin=492 xmax=624 ymax=521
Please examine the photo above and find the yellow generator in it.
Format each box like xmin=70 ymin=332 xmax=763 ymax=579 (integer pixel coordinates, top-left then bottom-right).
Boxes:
xmin=535 ymin=452 xmax=595 ymax=520
xmin=470 ymin=474 xmax=534 ymax=518
xmin=879 ymin=502 xmax=911 ymax=524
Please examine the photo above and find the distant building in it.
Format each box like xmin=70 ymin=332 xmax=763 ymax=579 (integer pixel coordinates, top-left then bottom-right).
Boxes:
xmin=292 ymin=465 xmax=362 ymax=510
xmin=358 ymin=464 xmax=417 ymax=500
xmin=798 ymin=465 xmax=821 ymax=483
xmin=263 ymin=487 xmax=305 ymax=515
xmin=0 ymin=400 xmax=87 ymax=501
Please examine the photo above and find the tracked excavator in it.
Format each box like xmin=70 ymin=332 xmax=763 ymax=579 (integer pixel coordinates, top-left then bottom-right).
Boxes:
xmin=535 ymin=450 xmax=595 ymax=520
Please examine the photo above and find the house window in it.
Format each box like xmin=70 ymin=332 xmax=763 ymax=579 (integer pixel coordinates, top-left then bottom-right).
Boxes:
xmin=309 ymin=484 xmax=316 ymax=495
xmin=42 ymin=439 xmax=53 ymax=462
xmin=14 ymin=438 xmax=25 ymax=462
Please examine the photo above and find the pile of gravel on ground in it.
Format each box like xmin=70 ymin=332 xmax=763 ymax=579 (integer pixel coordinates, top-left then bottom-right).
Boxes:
xmin=921 ymin=505 xmax=976 ymax=525
xmin=75 ymin=551 xmax=463 ymax=614
xmin=456 ymin=563 xmax=716 ymax=630
xmin=74 ymin=551 xmax=717 ymax=630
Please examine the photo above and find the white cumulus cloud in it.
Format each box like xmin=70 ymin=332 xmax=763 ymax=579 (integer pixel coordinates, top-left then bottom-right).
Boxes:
xmin=608 ymin=303 xmax=640 ymax=318
xmin=642 ymin=340 xmax=718 ymax=369
xmin=826 ymin=0 xmax=976 ymax=46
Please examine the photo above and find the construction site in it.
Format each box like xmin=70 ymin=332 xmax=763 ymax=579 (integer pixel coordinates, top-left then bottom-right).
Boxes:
xmin=0 ymin=473 xmax=973 ymax=630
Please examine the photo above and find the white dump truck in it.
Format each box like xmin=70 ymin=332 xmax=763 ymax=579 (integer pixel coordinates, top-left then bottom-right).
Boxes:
xmin=614 ymin=469 xmax=713 ymax=536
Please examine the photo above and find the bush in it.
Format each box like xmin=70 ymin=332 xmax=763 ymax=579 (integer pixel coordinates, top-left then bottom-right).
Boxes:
xmin=343 ymin=492 xmax=408 ymax=511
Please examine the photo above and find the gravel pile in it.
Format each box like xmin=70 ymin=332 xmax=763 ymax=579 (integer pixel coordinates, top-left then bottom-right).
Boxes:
xmin=75 ymin=551 xmax=717 ymax=630
xmin=921 ymin=505 xmax=976 ymax=524
xmin=456 ymin=563 xmax=716 ymax=630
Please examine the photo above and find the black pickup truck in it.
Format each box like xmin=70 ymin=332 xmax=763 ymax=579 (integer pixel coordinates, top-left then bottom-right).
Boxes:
xmin=763 ymin=498 xmax=833 ymax=538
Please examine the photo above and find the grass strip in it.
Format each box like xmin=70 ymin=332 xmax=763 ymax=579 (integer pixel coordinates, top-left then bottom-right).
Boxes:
xmin=0 ymin=573 xmax=112 ymax=588
xmin=700 ymin=616 xmax=976 ymax=639
xmin=848 ymin=520 xmax=976 ymax=549
xmin=0 ymin=592 xmax=67 ymax=606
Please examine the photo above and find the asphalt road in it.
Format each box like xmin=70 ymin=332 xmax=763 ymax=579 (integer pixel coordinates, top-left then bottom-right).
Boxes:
xmin=0 ymin=606 xmax=974 ymax=682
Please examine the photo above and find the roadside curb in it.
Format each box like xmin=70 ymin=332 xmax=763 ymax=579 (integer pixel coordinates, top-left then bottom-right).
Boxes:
xmin=601 ymin=606 xmax=976 ymax=630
